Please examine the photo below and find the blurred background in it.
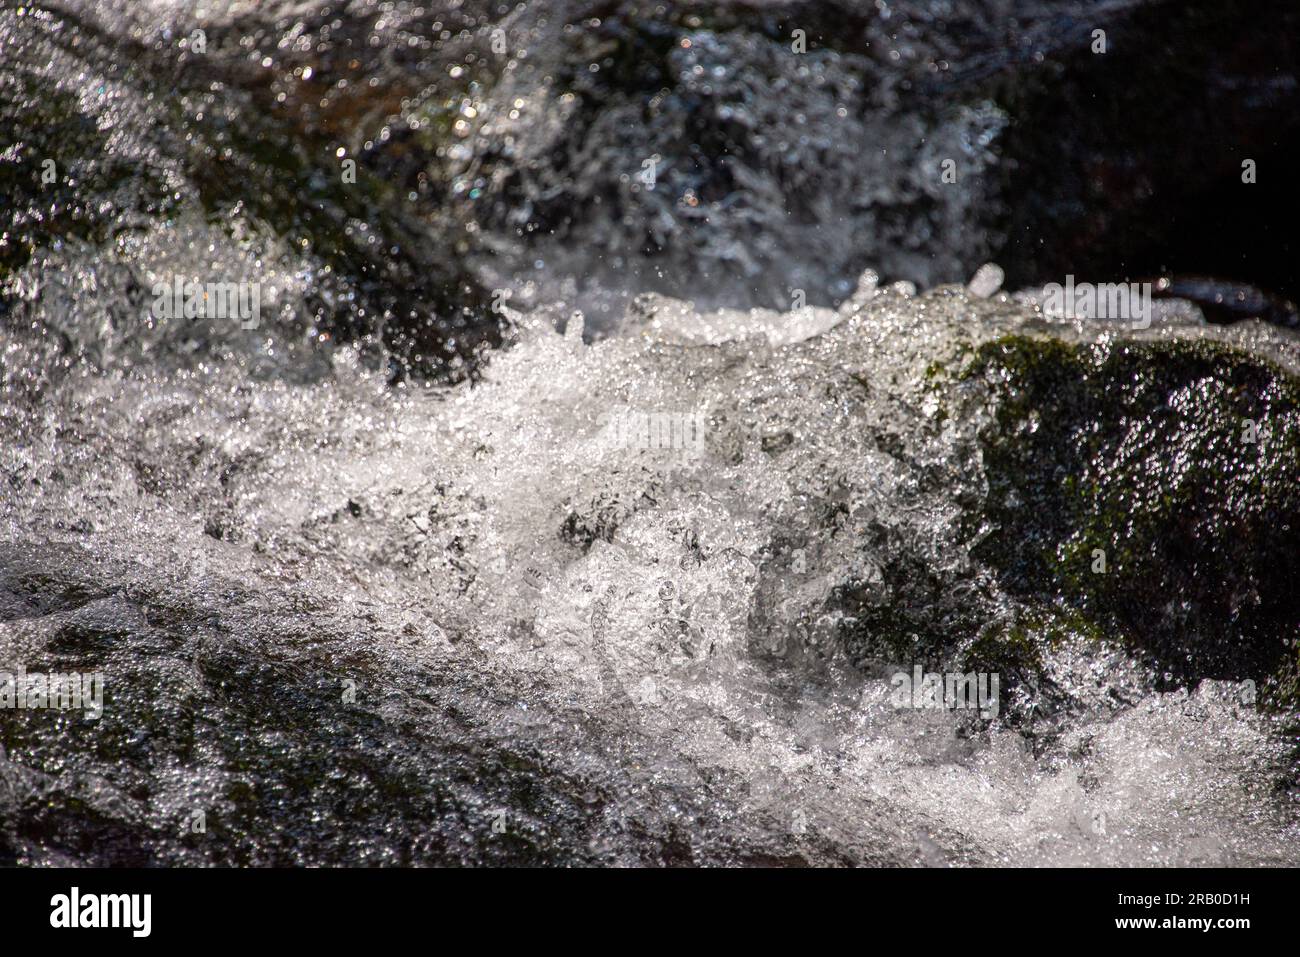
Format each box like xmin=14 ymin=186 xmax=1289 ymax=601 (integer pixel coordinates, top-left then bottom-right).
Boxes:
xmin=4 ymin=0 xmax=1298 ymax=377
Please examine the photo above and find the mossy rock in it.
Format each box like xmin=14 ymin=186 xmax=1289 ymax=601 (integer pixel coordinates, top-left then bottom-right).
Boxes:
xmin=962 ymin=334 xmax=1300 ymax=712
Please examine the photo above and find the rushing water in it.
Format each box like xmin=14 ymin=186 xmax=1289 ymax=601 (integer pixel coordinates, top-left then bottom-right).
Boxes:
xmin=1 ymin=0 xmax=1298 ymax=866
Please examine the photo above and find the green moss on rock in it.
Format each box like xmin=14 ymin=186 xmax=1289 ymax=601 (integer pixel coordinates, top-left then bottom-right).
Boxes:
xmin=962 ymin=334 xmax=1300 ymax=712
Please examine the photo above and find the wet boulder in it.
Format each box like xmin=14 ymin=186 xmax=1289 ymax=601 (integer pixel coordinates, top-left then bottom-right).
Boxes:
xmin=962 ymin=334 xmax=1300 ymax=712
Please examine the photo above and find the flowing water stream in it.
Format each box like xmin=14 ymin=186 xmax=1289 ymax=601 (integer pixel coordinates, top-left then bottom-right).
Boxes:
xmin=2 ymin=0 xmax=1297 ymax=866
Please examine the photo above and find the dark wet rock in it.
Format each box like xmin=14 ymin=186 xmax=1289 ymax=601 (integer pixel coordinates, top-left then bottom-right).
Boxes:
xmin=962 ymin=335 xmax=1300 ymax=711
xmin=825 ymin=325 xmax=1300 ymax=740
xmin=0 ymin=5 xmax=499 ymax=381
xmin=0 ymin=543 xmax=970 ymax=865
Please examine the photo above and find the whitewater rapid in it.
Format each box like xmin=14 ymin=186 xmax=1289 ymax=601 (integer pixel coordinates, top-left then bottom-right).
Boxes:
xmin=4 ymin=253 xmax=1297 ymax=864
